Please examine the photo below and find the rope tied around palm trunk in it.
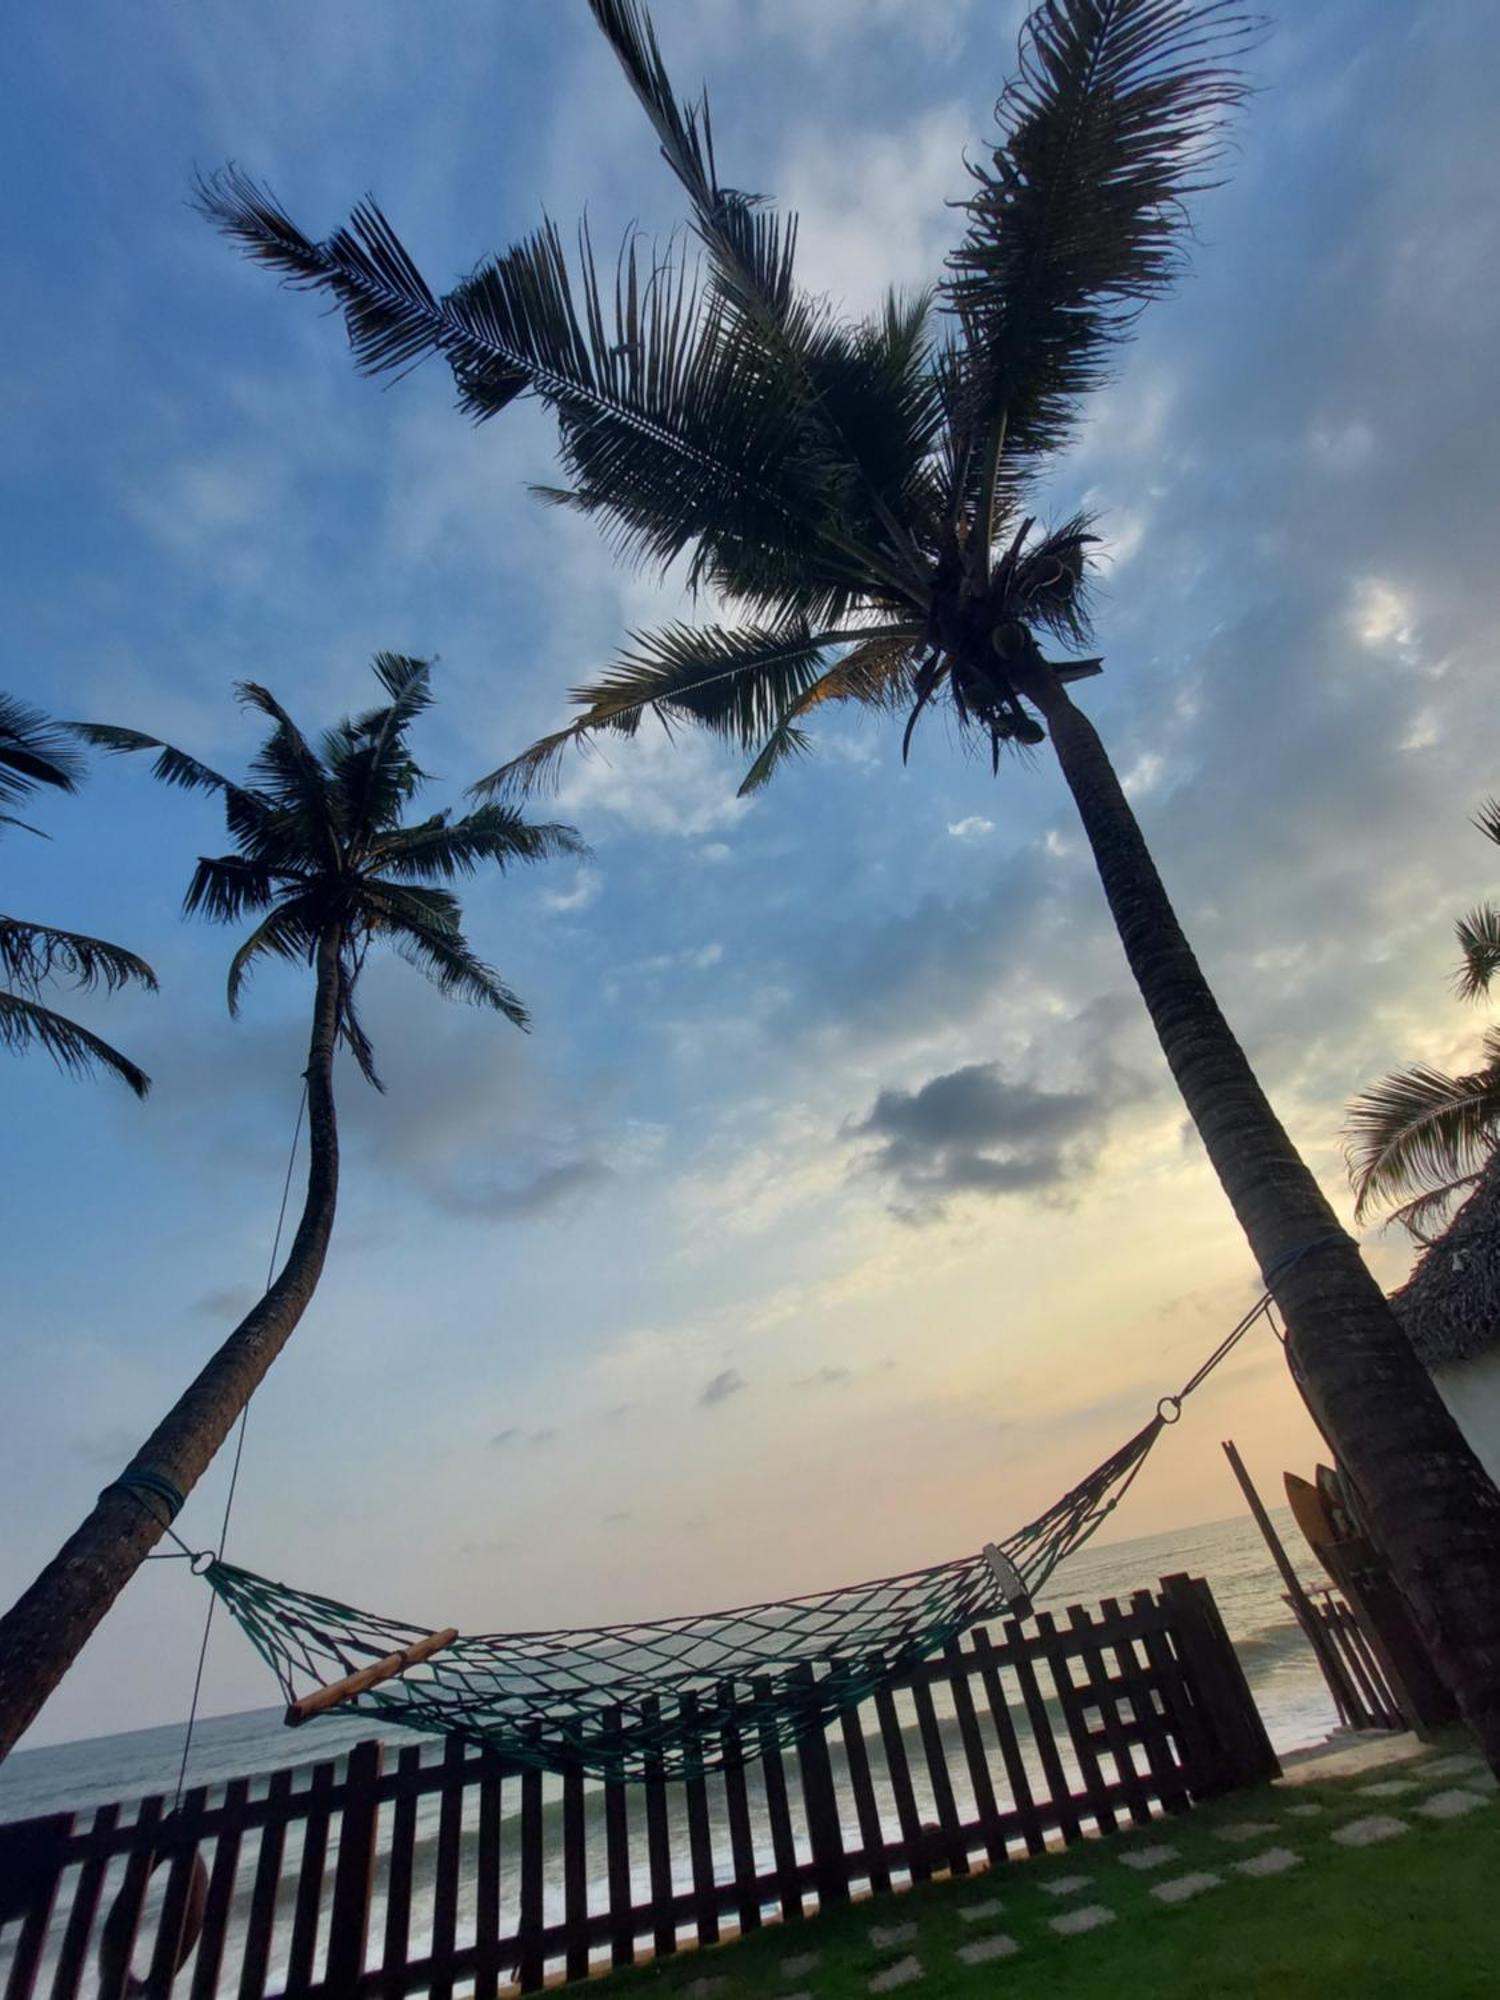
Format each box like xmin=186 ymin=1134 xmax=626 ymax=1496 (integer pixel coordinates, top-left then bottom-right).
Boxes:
xmin=200 ymin=1292 xmax=1275 ymax=1783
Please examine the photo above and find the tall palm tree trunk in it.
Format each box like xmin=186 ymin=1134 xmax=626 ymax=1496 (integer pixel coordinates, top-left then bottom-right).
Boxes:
xmin=1016 ymin=662 xmax=1500 ymax=1766
xmin=0 ymin=928 xmax=344 ymax=1762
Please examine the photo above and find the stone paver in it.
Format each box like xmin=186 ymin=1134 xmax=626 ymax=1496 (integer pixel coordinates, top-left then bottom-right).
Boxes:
xmin=684 ymin=1981 xmax=730 ymax=2000
xmin=1214 ymin=1820 xmax=1278 ymax=1843
xmin=957 ymin=1897 xmax=1005 ymax=1923
xmin=1282 ymin=1802 xmax=1326 ymax=1819
xmin=869 ymin=1954 xmax=923 ymax=1992
xmin=781 ymin=1952 xmax=821 ymax=1978
xmin=957 ymin=1935 xmax=1020 ymax=1966
xmin=1331 ymin=1815 xmax=1409 ymax=1848
xmin=1118 ymin=1843 xmax=1178 ymax=1872
xmin=1465 ymin=1769 xmax=1499 ymax=1794
xmin=1358 ymin=1777 xmax=1418 ymax=1798
xmin=1417 ymin=1788 xmax=1487 ymax=1821
xmin=1151 ymin=1871 xmax=1223 ymax=1906
xmin=1050 ymin=1904 xmax=1115 ymax=1937
xmin=869 ymin=1922 xmax=918 ymax=1951
xmin=1422 ymin=1753 xmax=1484 ymax=1780
xmin=1040 ymin=1873 xmax=1092 ymax=1898
xmin=1233 ymin=1846 xmax=1301 ymax=1878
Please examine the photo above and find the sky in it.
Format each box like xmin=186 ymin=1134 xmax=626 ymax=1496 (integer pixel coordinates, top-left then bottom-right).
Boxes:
xmin=4 ymin=0 xmax=1500 ymax=1751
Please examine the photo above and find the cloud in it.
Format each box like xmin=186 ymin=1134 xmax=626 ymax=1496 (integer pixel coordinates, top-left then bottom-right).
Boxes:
xmin=542 ymin=867 xmax=603 ymax=915
xmin=192 ymin=1283 xmax=260 ymax=1321
xmin=490 ymin=1426 xmax=557 ymax=1449
xmin=698 ymin=1367 xmax=747 ymax=1409
xmin=796 ymin=1365 xmax=852 ymax=1390
xmin=434 ymin=1155 xmax=615 ymax=1222
xmin=847 ymin=1060 xmax=1117 ymax=1219
xmin=947 ymin=816 xmax=995 ymax=839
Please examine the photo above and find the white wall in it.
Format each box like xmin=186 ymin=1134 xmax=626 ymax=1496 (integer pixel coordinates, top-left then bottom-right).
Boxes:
xmin=1433 ymin=1349 xmax=1500 ymax=1488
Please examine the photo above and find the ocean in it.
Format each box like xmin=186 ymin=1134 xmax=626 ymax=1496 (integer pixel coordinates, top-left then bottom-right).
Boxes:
xmin=0 ymin=1508 xmax=1336 ymax=1828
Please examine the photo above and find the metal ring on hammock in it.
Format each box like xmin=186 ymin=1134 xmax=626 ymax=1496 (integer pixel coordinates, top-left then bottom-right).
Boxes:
xmin=97 ymin=1829 xmax=208 ymax=1997
xmin=1156 ymin=1395 xmax=1182 ymax=1425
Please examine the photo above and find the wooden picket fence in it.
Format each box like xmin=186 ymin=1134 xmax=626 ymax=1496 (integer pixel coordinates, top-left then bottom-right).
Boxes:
xmin=0 ymin=1572 xmax=1276 ymax=1999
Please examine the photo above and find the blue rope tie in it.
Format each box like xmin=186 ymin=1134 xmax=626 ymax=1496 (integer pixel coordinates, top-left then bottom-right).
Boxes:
xmin=1261 ymin=1233 xmax=1349 ymax=1292
xmin=104 ymin=1467 xmax=186 ymax=1525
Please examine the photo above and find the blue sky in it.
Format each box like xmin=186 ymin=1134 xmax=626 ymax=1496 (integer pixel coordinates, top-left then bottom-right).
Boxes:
xmin=5 ymin=0 xmax=1500 ymax=1748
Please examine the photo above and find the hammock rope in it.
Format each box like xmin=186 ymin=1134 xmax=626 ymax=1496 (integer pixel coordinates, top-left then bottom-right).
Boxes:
xmin=200 ymin=1294 xmax=1276 ymax=1782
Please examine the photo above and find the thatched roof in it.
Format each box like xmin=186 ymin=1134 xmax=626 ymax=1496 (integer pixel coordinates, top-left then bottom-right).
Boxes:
xmin=1389 ymin=1159 xmax=1500 ymax=1366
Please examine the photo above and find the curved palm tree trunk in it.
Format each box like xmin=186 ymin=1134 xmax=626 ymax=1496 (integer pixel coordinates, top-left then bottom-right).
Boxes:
xmin=0 ymin=928 xmax=343 ymax=1762
xmin=1016 ymin=664 xmax=1500 ymax=1767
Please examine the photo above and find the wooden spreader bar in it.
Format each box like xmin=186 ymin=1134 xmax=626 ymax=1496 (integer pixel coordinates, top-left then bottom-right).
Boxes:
xmin=283 ymin=1627 xmax=459 ymax=1727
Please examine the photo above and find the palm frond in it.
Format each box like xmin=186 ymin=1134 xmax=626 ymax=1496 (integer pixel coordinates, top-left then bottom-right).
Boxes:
xmin=0 ymin=693 xmax=85 ymax=805
xmin=588 ymin=3 xmax=939 ymax=600
xmin=67 ymin=722 xmax=238 ymax=797
xmin=225 ymin=899 xmax=321 ymax=1016
xmin=477 ymin=618 xmax=918 ymax=797
xmin=194 ymin=169 xmax=452 ymax=388
xmin=364 ymin=884 xmax=530 ymax=1028
xmin=945 ymin=0 xmax=1255 ymax=545
xmin=369 ymin=807 xmax=586 ymax=880
xmin=1473 ymin=797 xmax=1500 ymax=850
xmin=1382 ymin=1176 xmax=1483 ymax=1245
xmin=335 ymin=950 xmax=384 ymax=1090
xmin=0 ymin=917 xmax=157 ymax=1000
xmin=737 ymin=636 xmax=926 ymax=795
xmin=0 ymin=989 xmax=150 ymax=1097
xmin=1346 ymin=1039 xmax=1500 ymax=1221
xmin=203 ymin=171 xmax=907 ymax=608
xmin=183 ymin=853 xmax=281 ymax=926
xmin=589 ymin=0 xmax=797 ymax=316
xmin=236 ymin=681 xmax=341 ymax=836
xmin=202 ymin=172 xmax=789 ymax=533
xmin=1455 ymin=902 xmax=1500 ymax=1002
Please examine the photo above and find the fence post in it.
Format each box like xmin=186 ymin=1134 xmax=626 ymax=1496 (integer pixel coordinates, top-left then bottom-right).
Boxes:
xmin=790 ymin=1665 xmax=848 ymax=1909
xmin=1159 ymin=1573 xmax=1279 ymax=1797
xmin=324 ymin=1739 xmax=383 ymax=1992
xmin=0 ymin=1811 xmax=70 ymax=1996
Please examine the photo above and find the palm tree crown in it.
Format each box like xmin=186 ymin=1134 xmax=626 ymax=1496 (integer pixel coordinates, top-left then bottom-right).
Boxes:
xmin=197 ymin=0 xmax=1254 ymax=798
xmin=75 ymin=655 xmax=584 ymax=1082
xmin=1347 ymin=800 xmax=1500 ymax=1237
xmin=1 ymin=692 xmax=157 ymax=1096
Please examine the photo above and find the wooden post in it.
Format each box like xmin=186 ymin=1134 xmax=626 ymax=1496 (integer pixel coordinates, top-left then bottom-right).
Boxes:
xmin=1159 ymin=1573 xmax=1279 ymax=1797
xmin=1222 ymin=1439 xmax=1365 ymax=1726
xmin=324 ymin=1740 xmax=383 ymax=1993
xmin=0 ymin=1811 xmax=69 ymax=1997
xmin=790 ymin=1665 xmax=849 ymax=1909
xmin=284 ymin=1628 xmax=457 ymax=1725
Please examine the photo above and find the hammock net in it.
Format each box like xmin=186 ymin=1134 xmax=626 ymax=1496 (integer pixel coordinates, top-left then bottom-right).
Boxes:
xmin=202 ymin=1289 xmax=1273 ymax=1783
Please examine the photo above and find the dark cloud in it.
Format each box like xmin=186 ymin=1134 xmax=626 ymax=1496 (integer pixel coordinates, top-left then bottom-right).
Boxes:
xmin=432 ymin=1155 xmax=614 ymax=1222
xmin=848 ymin=1050 xmax=1142 ymax=1220
xmin=490 ymin=1426 xmax=557 ymax=1449
xmin=192 ymin=1283 xmax=260 ymax=1321
xmin=796 ymin=1365 xmax=852 ymax=1389
xmin=698 ymin=1368 xmax=747 ymax=1408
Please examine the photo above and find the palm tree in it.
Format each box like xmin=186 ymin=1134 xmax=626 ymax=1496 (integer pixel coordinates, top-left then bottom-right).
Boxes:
xmin=0 ymin=656 xmax=583 ymax=1758
xmin=195 ymin=1 xmax=1500 ymax=1761
xmin=1348 ymin=800 xmax=1500 ymax=1238
xmin=1 ymin=693 xmax=156 ymax=1095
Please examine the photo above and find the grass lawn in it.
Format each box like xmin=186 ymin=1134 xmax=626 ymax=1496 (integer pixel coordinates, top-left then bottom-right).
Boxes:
xmin=602 ymin=1749 xmax=1500 ymax=1998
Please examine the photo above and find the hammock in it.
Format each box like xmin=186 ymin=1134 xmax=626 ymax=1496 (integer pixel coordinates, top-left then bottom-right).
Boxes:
xmin=199 ymin=1295 xmax=1271 ymax=1781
